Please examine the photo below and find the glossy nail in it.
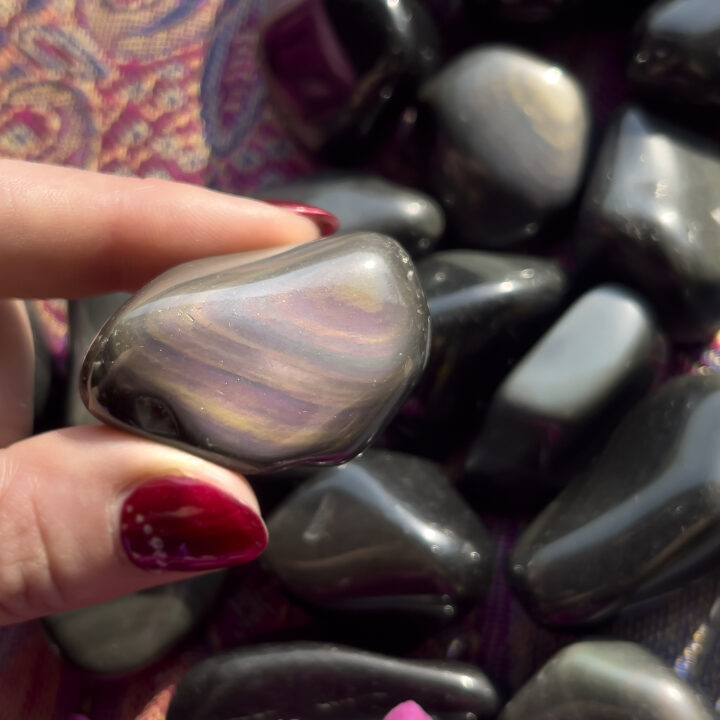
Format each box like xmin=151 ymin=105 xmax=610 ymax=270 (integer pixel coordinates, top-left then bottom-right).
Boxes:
xmin=263 ymin=200 xmax=340 ymax=237
xmin=120 ymin=476 xmax=267 ymax=572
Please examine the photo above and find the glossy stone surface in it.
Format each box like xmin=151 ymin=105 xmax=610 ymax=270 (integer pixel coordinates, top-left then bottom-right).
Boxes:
xmin=500 ymin=641 xmax=715 ymax=720
xmin=629 ymin=0 xmax=720 ymax=105
xmin=67 ymin=293 xmax=130 ymax=427
xmin=264 ymin=450 xmax=493 ymax=619
xmin=419 ymin=46 xmax=590 ymax=248
xmin=81 ymin=234 xmax=429 ymax=475
xmin=257 ymin=173 xmax=445 ymax=257
xmin=509 ymin=374 xmax=720 ymax=627
xmin=412 ymin=250 xmax=567 ymax=424
xmin=466 ymin=285 xmax=660 ymax=483
xmin=260 ymin=0 xmax=439 ymax=163
xmin=576 ymin=107 xmax=720 ymax=342
xmin=44 ymin=572 xmax=226 ymax=674
xmin=167 ymin=643 xmax=501 ymax=720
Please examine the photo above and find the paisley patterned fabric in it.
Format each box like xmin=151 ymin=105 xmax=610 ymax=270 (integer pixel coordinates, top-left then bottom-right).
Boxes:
xmin=3 ymin=2 xmax=720 ymax=719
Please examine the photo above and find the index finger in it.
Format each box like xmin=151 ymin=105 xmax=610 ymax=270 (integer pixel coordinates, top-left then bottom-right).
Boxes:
xmin=0 ymin=160 xmax=322 ymax=299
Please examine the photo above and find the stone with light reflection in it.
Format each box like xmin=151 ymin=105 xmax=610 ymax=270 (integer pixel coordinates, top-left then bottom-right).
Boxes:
xmin=499 ymin=641 xmax=715 ymax=720
xmin=629 ymin=0 xmax=720 ymax=106
xmin=413 ymin=250 xmax=567 ymax=422
xmin=257 ymin=173 xmax=445 ymax=257
xmin=264 ymin=450 xmax=493 ymax=619
xmin=508 ymin=374 xmax=720 ymax=628
xmin=418 ymin=46 xmax=590 ymax=248
xmin=259 ymin=0 xmax=439 ymax=163
xmin=167 ymin=643 xmax=501 ymax=720
xmin=576 ymin=106 xmax=720 ymax=342
xmin=80 ymin=233 xmax=430 ymax=474
xmin=465 ymin=285 xmax=661 ymax=483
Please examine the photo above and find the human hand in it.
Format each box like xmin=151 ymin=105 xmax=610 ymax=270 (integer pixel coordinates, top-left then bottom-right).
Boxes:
xmin=0 ymin=159 xmax=323 ymax=626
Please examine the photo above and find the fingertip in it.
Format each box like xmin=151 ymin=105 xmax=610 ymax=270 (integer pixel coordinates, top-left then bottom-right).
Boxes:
xmin=0 ymin=427 xmax=266 ymax=623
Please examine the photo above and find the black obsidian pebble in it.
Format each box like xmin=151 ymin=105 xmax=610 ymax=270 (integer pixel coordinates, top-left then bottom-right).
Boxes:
xmin=167 ymin=643 xmax=501 ymax=720
xmin=257 ymin=173 xmax=445 ymax=256
xmin=263 ymin=450 xmax=493 ymax=620
xmin=465 ymin=285 xmax=661 ymax=484
xmin=259 ymin=0 xmax=440 ymax=163
xmin=499 ymin=641 xmax=715 ymax=720
xmin=418 ymin=45 xmax=590 ymax=249
xmin=409 ymin=250 xmax=567 ymax=425
xmin=43 ymin=573 xmax=226 ymax=675
xmin=630 ymin=0 xmax=720 ymax=106
xmin=509 ymin=374 xmax=720 ymax=628
xmin=576 ymin=106 xmax=720 ymax=342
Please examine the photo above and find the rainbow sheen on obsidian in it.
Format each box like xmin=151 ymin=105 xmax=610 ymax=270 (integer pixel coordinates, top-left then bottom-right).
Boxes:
xmin=80 ymin=233 xmax=430 ymax=474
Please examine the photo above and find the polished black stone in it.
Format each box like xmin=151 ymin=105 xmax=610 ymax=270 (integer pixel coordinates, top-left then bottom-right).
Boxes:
xmin=500 ymin=641 xmax=715 ymax=720
xmin=630 ymin=0 xmax=720 ymax=106
xmin=509 ymin=374 xmax=720 ymax=628
xmin=167 ymin=643 xmax=501 ymax=720
xmin=466 ymin=285 xmax=661 ymax=483
xmin=264 ymin=450 xmax=493 ymax=620
xmin=257 ymin=173 xmax=445 ymax=256
xmin=576 ymin=106 xmax=720 ymax=342
xmin=44 ymin=572 xmax=226 ymax=674
xmin=406 ymin=250 xmax=567 ymax=428
xmin=260 ymin=0 xmax=439 ymax=163
xmin=418 ymin=45 xmax=590 ymax=248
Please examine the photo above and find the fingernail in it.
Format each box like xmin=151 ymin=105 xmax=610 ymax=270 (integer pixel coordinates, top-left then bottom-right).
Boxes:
xmin=120 ymin=476 xmax=267 ymax=572
xmin=264 ymin=200 xmax=340 ymax=237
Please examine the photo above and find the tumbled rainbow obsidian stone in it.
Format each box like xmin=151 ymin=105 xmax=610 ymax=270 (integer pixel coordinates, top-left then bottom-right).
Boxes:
xmin=80 ymin=233 xmax=430 ymax=475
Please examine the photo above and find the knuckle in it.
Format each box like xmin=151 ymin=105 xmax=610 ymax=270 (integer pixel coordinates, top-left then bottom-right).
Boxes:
xmin=0 ymin=453 xmax=69 ymax=622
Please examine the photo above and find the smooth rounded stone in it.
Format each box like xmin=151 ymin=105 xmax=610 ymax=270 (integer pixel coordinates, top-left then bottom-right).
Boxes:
xmin=418 ymin=46 xmax=590 ymax=249
xmin=80 ymin=234 xmax=430 ymax=475
xmin=43 ymin=572 xmax=226 ymax=675
xmin=466 ymin=285 xmax=661 ymax=483
xmin=257 ymin=173 xmax=445 ymax=257
xmin=166 ymin=642 xmax=501 ymax=720
xmin=576 ymin=106 xmax=720 ymax=342
xmin=264 ymin=450 xmax=493 ymax=619
xmin=508 ymin=374 xmax=720 ymax=628
xmin=499 ymin=641 xmax=715 ymax=720
xmin=411 ymin=250 xmax=567 ymax=424
xmin=259 ymin=0 xmax=440 ymax=163
xmin=629 ymin=0 xmax=720 ymax=105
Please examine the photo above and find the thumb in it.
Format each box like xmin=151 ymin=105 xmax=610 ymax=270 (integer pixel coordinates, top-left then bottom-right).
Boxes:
xmin=0 ymin=425 xmax=266 ymax=626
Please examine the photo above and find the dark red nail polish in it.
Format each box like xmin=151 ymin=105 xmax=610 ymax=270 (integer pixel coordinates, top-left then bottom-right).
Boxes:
xmin=120 ymin=476 xmax=267 ymax=572
xmin=264 ymin=200 xmax=340 ymax=237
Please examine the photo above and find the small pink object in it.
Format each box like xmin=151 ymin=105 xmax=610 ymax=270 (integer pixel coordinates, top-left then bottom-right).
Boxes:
xmin=383 ymin=700 xmax=434 ymax=720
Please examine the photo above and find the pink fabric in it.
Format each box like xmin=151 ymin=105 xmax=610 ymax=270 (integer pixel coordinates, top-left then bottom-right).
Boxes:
xmin=383 ymin=701 xmax=433 ymax=720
